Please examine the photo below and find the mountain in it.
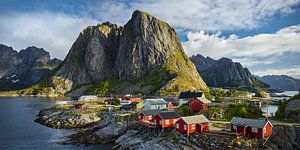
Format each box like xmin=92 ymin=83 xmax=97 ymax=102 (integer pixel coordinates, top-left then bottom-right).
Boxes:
xmin=190 ymin=54 xmax=268 ymax=88
xmin=257 ymin=75 xmax=300 ymax=91
xmin=46 ymin=10 xmax=207 ymax=95
xmin=0 ymin=44 xmax=62 ymax=90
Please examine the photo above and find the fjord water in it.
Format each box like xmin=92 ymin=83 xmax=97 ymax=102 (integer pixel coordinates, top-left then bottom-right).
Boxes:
xmin=0 ymin=97 xmax=112 ymax=150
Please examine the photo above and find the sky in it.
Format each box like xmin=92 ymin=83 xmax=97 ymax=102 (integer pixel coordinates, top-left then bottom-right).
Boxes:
xmin=0 ymin=0 xmax=300 ymax=78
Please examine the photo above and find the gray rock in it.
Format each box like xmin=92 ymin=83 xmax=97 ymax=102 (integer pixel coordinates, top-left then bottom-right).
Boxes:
xmin=284 ymin=99 xmax=300 ymax=121
xmin=35 ymin=108 xmax=100 ymax=129
xmin=113 ymin=130 xmax=182 ymax=150
xmin=270 ymin=125 xmax=300 ymax=150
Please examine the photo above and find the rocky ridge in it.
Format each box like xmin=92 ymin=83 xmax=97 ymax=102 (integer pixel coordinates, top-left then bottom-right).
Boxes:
xmin=190 ymin=54 xmax=268 ymax=88
xmin=0 ymin=44 xmax=62 ymax=90
xmin=257 ymin=75 xmax=300 ymax=91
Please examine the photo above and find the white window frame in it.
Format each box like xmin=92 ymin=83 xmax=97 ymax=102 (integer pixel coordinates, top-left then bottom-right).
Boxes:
xmin=251 ymin=127 xmax=258 ymax=133
xmin=263 ymin=128 xmax=266 ymax=134
xmin=233 ymin=125 xmax=237 ymax=130
xmin=159 ymin=120 xmax=162 ymax=125
xmin=176 ymin=123 xmax=179 ymax=129
xmin=184 ymin=125 xmax=187 ymax=130
xmin=166 ymin=120 xmax=170 ymax=125
xmin=192 ymin=124 xmax=196 ymax=129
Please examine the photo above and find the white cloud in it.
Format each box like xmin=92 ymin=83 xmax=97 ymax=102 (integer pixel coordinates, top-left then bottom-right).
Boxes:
xmin=0 ymin=0 xmax=299 ymax=60
xmin=0 ymin=12 xmax=98 ymax=59
xmin=88 ymin=0 xmax=300 ymax=31
xmin=183 ymin=24 xmax=300 ymax=63
xmin=253 ymin=65 xmax=300 ymax=79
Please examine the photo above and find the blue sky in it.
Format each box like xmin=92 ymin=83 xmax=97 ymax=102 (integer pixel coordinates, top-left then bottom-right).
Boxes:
xmin=0 ymin=0 xmax=300 ymax=78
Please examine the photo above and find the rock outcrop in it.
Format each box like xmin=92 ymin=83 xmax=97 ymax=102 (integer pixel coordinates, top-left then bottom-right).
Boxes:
xmin=257 ymin=75 xmax=300 ymax=91
xmin=35 ymin=108 xmax=100 ymax=128
xmin=0 ymin=44 xmax=62 ymax=90
xmin=49 ymin=10 xmax=207 ymax=95
xmin=190 ymin=54 xmax=268 ymax=88
xmin=270 ymin=125 xmax=300 ymax=150
xmin=284 ymin=99 xmax=300 ymax=121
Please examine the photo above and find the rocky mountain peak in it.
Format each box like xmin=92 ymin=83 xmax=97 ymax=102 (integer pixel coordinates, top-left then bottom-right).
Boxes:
xmin=50 ymin=10 xmax=207 ymax=95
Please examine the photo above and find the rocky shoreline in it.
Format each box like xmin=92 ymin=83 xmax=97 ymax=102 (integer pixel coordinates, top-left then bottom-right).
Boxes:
xmin=35 ymin=107 xmax=300 ymax=149
xmin=35 ymin=108 xmax=100 ymax=129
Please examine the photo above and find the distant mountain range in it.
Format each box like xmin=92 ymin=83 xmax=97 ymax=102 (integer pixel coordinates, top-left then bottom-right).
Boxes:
xmin=0 ymin=44 xmax=62 ymax=90
xmin=190 ymin=54 xmax=269 ymax=88
xmin=257 ymin=75 xmax=300 ymax=91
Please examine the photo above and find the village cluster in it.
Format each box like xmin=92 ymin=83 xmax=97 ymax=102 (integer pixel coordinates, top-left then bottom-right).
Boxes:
xmin=57 ymin=91 xmax=273 ymax=142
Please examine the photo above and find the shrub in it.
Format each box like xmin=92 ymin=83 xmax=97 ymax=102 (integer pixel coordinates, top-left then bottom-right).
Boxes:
xmin=176 ymin=104 xmax=193 ymax=117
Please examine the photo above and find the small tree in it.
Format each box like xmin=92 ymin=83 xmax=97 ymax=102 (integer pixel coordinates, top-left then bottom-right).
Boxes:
xmin=112 ymin=96 xmax=120 ymax=105
xmin=176 ymin=104 xmax=193 ymax=117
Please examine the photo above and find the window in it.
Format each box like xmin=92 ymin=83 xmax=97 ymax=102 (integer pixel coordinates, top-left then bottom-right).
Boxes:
xmin=173 ymin=119 xmax=177 ymax=124
xmin=166 ymin=120 xmax=170 ymax=125
xmin=192 ymin=124 xmax=195 ymax=129
xmin=148 ymin=116 xmax=152 ymax=120
xmin=159 ymin=120 xmax=162 ymax=125
xmin=184 ymin=125 xmax=187 ymax=130
xmin=252 ymin=127 xmax=258 ymax=133
xmin=233 ymin=125 xmax=237 ymax=130
xmin=263 ymin=128 xmax=266 ymax=134
xmin=176 ymin=123 xmax=179 ymax=129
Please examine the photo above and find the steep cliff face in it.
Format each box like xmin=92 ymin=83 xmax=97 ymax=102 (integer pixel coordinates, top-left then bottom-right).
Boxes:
xmin=190 ymin=54 xmax=268 ymax=88
xmin=0 ymin=44 xmax=62 ymax=90
xmin=0 ymin=44 xmax=22 ymax=78
xmin=51 ymin=10 xmax=207 ymax=95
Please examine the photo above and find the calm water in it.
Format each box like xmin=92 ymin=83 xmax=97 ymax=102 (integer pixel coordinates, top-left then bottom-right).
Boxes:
xmin=0 ymin=97 xmax=112 ymax=150
xmin=275 ymin=91 xmax=298 ymax=97
xmin=261 ymin=105 xmax=278 ymax=117
xmin=261 ymin=91 xmax=299 ymax=117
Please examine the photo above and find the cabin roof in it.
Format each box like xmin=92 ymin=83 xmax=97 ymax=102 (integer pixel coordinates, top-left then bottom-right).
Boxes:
xmin=194 ymin=97 xmax=211 ymax=104
xmin=179 ymin=91 xmax=203 ymax=99
xmin=230 ymin=117 xmax=271 ymax=128
xmin=180 ymin=115 xmax=209 ymax=124
xmin=158 ymin=111 xmax=179 ymax=119
xmin=141 ymin=109 xmax=161 ymax=116
xmin=145 ymin=98 xmax=168 ymax=105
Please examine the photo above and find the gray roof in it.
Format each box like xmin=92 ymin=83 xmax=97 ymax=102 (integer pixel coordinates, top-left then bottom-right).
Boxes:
xmin=158 ymin=111 xmax=180 ymax=119
xmin=180 ymin=115 xmax=209 ymax=124
xmin=230 ymin=117 xmax=270 ymax=128
xmin=145 ymin=98 xmax=168 ymax=105
xmin=141 ymin=109 xmax=160 ymax=116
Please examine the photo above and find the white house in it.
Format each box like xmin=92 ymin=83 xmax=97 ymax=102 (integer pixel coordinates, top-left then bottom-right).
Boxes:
xmin=143 ymin=98 xmax=168 ymax=110
xmin=78 ymin=95 xmax=98 ymax=102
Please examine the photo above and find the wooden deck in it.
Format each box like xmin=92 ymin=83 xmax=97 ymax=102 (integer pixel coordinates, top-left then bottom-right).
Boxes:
xmin=138 ymin=120 xmax=158 ymax=128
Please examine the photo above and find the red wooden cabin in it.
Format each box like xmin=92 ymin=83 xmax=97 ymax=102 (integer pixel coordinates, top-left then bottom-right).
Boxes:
xmin=230 ymin=117 xmax=273 ymax=138
xmin=153 ymin=111 xmax=180 ymax=128
xmin=176 ymin=115 xmax=209 ymax=134
xmin=189 ymin=97 xmax=211 ymax=113
xmin=138 ymin=109 xmax=160 ymax=122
